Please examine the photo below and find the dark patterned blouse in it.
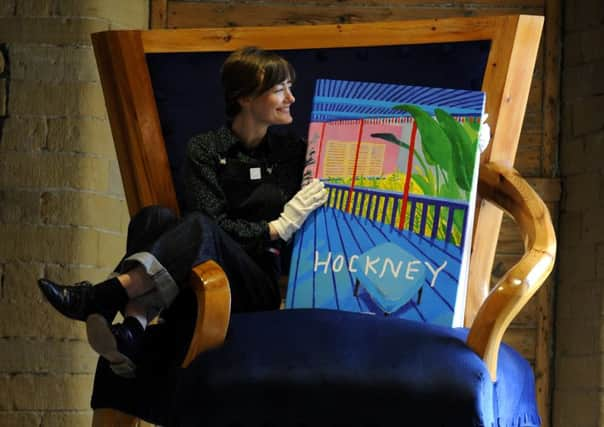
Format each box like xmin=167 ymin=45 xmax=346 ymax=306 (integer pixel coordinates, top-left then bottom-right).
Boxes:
xmin=183 ymin=126 xmax=306 ymax=251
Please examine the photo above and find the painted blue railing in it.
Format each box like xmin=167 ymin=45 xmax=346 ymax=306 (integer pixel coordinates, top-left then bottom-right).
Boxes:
xmin=325 ymin=183 xmax=469 ymax=247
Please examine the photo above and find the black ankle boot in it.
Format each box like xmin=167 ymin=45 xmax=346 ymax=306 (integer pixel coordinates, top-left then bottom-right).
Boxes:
xmin=37 ymin=277 xmax=128 ymax=322
xmin=86 ymin=314 xmax=144 ymax=378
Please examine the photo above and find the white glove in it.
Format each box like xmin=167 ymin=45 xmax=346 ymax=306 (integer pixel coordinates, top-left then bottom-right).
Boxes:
xmin=269 ymin=179 xmax=329 ymax=241
xmin=478 ymin=113 xmax=491 ymax=153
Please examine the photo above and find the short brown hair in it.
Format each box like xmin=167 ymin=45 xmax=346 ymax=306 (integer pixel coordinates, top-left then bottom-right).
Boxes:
xmin=221 ymin=47 xmax=296 ymax=118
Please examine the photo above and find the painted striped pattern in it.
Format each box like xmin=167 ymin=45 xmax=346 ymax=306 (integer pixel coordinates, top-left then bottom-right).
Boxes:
xmin=311 ymin=79 xmax=485 ymax=121
xmin=286 ymin=79 xmax=485 ymax=327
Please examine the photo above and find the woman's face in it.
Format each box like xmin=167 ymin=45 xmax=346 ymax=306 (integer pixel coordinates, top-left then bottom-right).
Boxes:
xmin=245 ymin=79 xmax=295 ymax=126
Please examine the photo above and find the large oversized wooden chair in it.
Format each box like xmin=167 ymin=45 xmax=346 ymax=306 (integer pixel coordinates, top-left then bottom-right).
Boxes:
xmin=90 ymin=15 xmax=554 ymax=426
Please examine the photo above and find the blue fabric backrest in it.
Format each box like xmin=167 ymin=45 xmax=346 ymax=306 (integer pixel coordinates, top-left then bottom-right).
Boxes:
xmin=146 ymin=41 xmax=490 ymax=208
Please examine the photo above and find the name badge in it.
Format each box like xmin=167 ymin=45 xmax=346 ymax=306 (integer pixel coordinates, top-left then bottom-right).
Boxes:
xmin=250 ymin=167 xmax=262 ymax=180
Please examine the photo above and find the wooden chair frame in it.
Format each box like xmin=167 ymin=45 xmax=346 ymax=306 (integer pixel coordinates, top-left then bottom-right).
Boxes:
xmin=91 ymin=14 xmax=554 ymax=425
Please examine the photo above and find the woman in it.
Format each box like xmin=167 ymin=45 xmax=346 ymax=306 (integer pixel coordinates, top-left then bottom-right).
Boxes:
xmin=38 ymin=47 xmax=327 ymax=378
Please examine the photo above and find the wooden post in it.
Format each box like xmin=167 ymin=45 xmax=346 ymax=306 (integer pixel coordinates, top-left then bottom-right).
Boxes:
xmin=150 ymin=0 xmax=168 ymax=29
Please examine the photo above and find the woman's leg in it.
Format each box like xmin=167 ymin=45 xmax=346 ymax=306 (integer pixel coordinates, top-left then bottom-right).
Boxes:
xmin=84 ymin=211 xmax=208 ymax=376
xmin=116 ymin=266 xmax=156 ymax=327
xmin=116 ymin=210 xmax=281 ymax=316
xmin=108 ymin=211 xmax=282 ymax=372
xmin=143 ymin=212 xmax=281 ymax=370
xmin=118 ymin=205 xmax=179 ymax=269
xmin=41 ymin=208 xmax=280 ymax=376
xmin=162 ymin=211 xmax=281 ymax=313
xmin=37 ymin=206 xmax=179 ymax=323
xmin=82 ymin=267 xmax=154 ymax=379
xmin=118 ymin=206 xmax=180 ymax=324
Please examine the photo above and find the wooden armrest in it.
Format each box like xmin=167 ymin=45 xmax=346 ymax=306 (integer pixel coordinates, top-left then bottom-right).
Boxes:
xmin=181 ymin=260 xmax=232 ymax=367
xmin=467 ymin=162 xmax=556 ymax=380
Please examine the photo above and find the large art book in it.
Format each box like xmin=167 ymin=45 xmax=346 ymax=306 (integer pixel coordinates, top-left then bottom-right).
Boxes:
xmin=285 ymin=78 xmax=486 ymax=327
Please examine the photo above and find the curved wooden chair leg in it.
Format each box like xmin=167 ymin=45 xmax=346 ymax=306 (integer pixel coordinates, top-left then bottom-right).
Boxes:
xmin=92 ymin=408 xmax=153 ymax=426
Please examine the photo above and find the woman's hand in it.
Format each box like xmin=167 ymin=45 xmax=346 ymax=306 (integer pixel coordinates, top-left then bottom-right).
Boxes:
xmin=269 ymin=179 xmax=328 ymax=241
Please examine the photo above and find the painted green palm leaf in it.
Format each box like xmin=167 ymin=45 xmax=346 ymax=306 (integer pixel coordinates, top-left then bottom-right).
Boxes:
xmin=370 ymin=132 xmax=410 ymax=150
xmin=462 ymin=120 xmax=480 ymax=138
xmin=393 ymin=104 xmax=452 ymax=171
xmin=412 ymin=173 xmax=434 ymax=196
xmin=371 ymin=132 xmax=431 ymax=178
xmin=434 ymin=108 xmax=478 ymax=192
xmin=439 ymin=170 xmax=462 ymax=200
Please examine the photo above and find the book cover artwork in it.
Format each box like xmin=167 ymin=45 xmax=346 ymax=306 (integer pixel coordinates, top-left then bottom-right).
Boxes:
xmin=285 ymin=78 xmax=486 ymax=327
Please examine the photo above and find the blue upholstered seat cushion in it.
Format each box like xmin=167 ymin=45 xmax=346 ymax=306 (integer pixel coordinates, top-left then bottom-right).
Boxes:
xmin=92 ymin=309 xmax=540 ymax=427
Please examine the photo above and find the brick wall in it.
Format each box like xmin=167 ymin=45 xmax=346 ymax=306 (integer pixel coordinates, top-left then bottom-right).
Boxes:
xmin=553 ymin=0 xmax=604 ymax=425
xmin=0 ymin=1 xmax=148 ymax=425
